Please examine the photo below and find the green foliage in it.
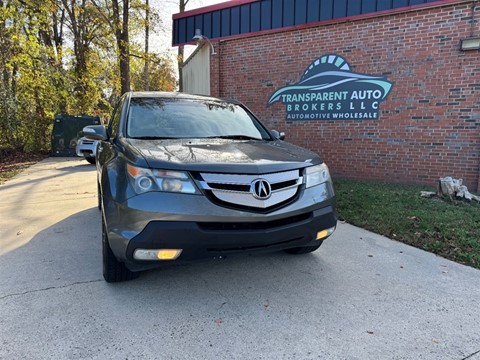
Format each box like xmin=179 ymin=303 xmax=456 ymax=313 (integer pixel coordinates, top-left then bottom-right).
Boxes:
xmin=131 ymin=54 xmax=176 ymax=92
xmin=0 ymin=0 xmax=174 ymax=151
xmin=334 ymin=179 xmax=480 ymax=269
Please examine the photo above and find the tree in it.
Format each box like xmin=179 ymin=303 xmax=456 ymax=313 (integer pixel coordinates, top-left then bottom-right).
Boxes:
xmin=131 ymin=54 xmax=175 ymax=92
xmin=91 ymin=0 xmax=131 ymax=95
xmin=144 ymin=0 xmax=149 ymax=90
xmin=0 ymin=0 xmax=175 ymax=152
xmin=112 ymin=0 xmax=130 ymax=94
xmin=61 ymin=0 xmax=109 ymax=113
xmin=0 ymin=0 xmax=68 ymax=151
xmin=0 ymin=0 xmax=20 ymax=148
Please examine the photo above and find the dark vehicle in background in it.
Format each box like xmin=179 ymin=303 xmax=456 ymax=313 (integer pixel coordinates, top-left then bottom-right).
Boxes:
xmin=84 ymin=92 xmax=336 ymax=282
xmin=51 ymin=114 xmax=101 ymax=160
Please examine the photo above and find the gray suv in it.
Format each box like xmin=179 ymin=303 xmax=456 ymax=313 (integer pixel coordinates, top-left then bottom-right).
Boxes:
xmin=84 ymin=92 xmax=336 ymax=282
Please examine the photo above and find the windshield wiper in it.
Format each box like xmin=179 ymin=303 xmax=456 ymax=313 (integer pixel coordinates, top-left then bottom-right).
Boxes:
xmin=206 ymin=135 xmax=263 ymax=141
xmin=130 ymin=136 xmax=180 ymax=140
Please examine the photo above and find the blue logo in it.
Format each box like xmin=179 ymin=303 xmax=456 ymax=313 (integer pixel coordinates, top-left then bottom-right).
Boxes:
xmin=268 ymin=54 xmax=394 ymax=120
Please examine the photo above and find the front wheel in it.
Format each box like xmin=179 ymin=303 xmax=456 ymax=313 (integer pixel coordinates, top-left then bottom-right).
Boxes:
xmin=85 ymin=156 xmax=96 ymax=164
xmin=284 ymin=242 xmax=323 ymax=255
xmin=97 ymin=183 xmax=101 ymax=210
xmin=102 ymin=216 xmax=139 ymax=282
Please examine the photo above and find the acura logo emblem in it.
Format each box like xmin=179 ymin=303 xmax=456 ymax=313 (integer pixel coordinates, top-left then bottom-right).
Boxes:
xmin=251 ymin=179 xmax=272 ymax=200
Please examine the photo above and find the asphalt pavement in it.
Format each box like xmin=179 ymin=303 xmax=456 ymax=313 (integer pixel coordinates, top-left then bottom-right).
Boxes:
xmin=1 ymin=158 xmax=479 ymax=360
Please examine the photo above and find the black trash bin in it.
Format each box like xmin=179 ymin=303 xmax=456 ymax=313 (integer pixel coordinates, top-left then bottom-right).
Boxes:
xmin=51 ymin=114 xmax=101 ymax=157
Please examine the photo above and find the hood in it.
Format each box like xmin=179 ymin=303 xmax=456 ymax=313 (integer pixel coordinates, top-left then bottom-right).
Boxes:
xmin=124 ymin=138 xmax=322 ymax=173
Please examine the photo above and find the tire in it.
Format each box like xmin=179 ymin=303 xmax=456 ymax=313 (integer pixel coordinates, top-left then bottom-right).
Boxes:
xmin=284 ymin=241 xmax=323 ymax=255
xmin=97 ymin=183 xmax=101 ymax=211
xmin=102 ymin=216 xmax=139 ymax=282
xmin=85 ymin=156 xmax=96 ymax=164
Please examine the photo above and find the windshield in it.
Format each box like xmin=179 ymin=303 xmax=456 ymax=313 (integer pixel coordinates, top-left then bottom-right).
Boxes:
xmin=126 ymin=97 xmax=272 ymax=140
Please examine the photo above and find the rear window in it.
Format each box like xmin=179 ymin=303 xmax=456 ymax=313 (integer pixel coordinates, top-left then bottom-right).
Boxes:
xmin=126 ymin=97 xmax=271 ymax=140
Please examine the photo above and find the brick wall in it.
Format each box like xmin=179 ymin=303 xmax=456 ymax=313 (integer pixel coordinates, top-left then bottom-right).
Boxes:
xmin=209 ymin=1 xmax=480 ymax=192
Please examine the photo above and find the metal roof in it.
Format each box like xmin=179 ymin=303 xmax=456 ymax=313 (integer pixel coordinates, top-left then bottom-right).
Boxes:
xmin=172 ymin=0 xmax=466 ymax=46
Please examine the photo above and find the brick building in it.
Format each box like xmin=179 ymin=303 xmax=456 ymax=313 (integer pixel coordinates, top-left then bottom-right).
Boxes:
xmin=173 ymin=0 xmax=480 ymax=191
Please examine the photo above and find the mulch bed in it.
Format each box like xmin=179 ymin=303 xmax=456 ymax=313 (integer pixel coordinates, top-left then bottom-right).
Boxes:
xmin=0 ymin=149 xmax=49 ymax=175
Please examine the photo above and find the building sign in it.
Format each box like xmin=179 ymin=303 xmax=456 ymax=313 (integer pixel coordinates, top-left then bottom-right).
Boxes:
xmin=268 ymin=54 xmax=393 ymax=120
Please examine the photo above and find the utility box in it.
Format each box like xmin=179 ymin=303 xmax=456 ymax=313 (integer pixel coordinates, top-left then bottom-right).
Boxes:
xmin=51 ymin=114 xmax=101 ymax=157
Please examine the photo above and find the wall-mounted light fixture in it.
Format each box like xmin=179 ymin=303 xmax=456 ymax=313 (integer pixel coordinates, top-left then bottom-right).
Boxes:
xmin=460 ymin=37 xmax=480 ymax=51
xmin=192 ymin=29 xmax=216 ymax=55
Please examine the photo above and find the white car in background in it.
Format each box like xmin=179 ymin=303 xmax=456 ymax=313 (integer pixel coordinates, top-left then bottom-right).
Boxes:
xmin=76 ymin=137 xmax=98 ymax=164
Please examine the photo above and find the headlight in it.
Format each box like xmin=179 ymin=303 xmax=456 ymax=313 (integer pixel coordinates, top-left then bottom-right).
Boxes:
xmin=127 ymin=164 xmax=197 ymax=194
xmin=305 ymin=163 xmax=331 ymax=188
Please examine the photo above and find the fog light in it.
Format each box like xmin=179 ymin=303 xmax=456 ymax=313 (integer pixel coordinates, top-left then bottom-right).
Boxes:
xmin=157 ymin=249 xmax=182 ymax=260
xmin=316 ymin=227 xmax=336 ymax=240
xmin=133 ymin=249 xmax=182 ymax=261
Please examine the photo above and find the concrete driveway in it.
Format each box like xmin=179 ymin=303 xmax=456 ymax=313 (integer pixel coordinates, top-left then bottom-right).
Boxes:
xmin=1 ymin=158 xmax=479 ymax=360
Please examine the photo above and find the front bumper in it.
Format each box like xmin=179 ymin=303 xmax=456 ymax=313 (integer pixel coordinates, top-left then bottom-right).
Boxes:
xmin=75 ymin=138 xmax=97 ymax=157
xmin=103 ymin=184 xmax=336 ymax=271
xmin=124 ymin=206 xmax=336 ymax=271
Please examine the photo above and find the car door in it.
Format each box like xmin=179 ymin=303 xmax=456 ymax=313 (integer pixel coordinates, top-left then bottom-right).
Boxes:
xmin=97 ymin=96 xmax=127 ymax=203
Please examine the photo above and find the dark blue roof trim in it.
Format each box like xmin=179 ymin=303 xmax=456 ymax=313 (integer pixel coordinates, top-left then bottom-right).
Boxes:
xmin=172 ymin=0 xmax=461 ymax=46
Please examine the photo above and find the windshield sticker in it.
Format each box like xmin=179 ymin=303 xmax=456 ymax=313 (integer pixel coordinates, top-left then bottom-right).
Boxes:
xmin=268 ymin=54 xmax=394 ymax=121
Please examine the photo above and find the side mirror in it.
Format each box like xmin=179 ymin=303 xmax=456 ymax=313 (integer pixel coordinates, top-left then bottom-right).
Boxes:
xmin=271 ymin=130 xmax=286 ymax=140
xmin=83 ymin=125 xmax=108 ymax=141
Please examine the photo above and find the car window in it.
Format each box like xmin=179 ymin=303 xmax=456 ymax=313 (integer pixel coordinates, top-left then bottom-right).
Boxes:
xmin=126 ymin=98 xmax=271 ymax=140
xmin=109 ymin=97 xmax=125 ymax=138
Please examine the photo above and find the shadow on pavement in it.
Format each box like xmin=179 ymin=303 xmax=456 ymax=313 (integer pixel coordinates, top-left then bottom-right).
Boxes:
xmin=0 ymin=158 xmax=95 ymax=191
xmin=1 ymin=204 xmax=334 ymax=305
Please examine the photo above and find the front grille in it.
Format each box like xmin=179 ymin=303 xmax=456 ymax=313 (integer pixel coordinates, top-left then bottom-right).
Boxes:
xmin=196 ymin=169 xmax=303 ymax=212
xmin=208 ymin=183 xmax=249 ymax=191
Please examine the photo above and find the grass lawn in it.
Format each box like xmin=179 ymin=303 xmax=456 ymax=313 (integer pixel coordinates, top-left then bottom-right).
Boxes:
xmin=334 ymin=179 xmax=480 ymax=269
